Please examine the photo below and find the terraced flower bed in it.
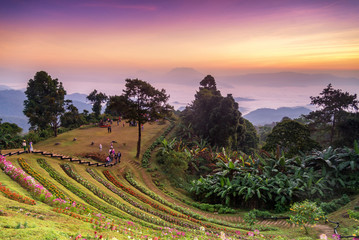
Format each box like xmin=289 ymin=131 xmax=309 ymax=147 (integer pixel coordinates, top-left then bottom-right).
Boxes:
xmin=123 ymin=170 xmax=259 ymax=231
xmin=0 ymin=155 xmax=53 ymax=203
xmin=18 ymin=157 xmax=69 ymax=200
xmin=0 ymin=182 xmax=36 ymax=205
xmin=87 ymin=168 xmax=201 ymax=230
xmin=36 ymin=158 xmax=140 ymax=224
xmin=103 ymin=169 xmax=191 ymax=219
xmin=62 ymin=163 xmax=177 ymax=229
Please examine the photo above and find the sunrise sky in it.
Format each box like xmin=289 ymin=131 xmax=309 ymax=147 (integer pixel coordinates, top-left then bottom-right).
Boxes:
xmin=1 ymin=0 xmax=359 ymax=112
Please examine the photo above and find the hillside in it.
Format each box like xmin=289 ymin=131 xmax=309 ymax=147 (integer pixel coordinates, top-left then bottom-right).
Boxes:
xmin=0 ymin=121 xmax=357 ymax=240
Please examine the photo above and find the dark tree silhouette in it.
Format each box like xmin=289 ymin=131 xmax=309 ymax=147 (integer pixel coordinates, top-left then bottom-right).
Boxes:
xmin=107 ymin=79 xmax=172 ymax=158
xmin=23 ymin=71 xmax=67 ymax=137
xmin=87 ymin=89 xmax=108 ymax=118
xmin=306 ymin=84 xmax=358 ymax=146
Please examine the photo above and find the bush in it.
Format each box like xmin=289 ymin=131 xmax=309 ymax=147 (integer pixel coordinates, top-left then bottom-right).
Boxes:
xmin=320 ymin=194 xmax=351 ymax=214
xmin=244 ymin=210 xmax=257 ymax=226
xmin=348 ymin=209 xmax=359 ymax=220
xmin=288 ymin=200 xmax=326 ymax=234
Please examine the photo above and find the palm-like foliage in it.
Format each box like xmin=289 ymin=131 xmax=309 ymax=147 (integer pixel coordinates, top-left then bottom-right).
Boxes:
xmin=191 ymin=144 xmax=359 ymax=209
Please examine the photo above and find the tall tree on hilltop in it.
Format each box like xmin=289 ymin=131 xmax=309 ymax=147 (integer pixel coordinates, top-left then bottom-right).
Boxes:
xmin=23 ymin=71 xmax=67 ymax=137
xmin=181 ymin=75 xmax=245 ymax=148
xmin=305 ymin=84 xmax=358 ymax=146
xmin=87 ymin=89 xmax=108 ymax=118
xmin=107 ymin=79 xmax=172 ymax=158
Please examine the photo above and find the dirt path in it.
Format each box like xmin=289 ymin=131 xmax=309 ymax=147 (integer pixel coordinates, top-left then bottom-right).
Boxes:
xmin=314 ymin=224 xmax=335 ymax=238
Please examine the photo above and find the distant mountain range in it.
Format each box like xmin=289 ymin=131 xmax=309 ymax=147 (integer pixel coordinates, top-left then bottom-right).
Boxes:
xmin=220 ymin=71 xmax=359 ymax=88
xmin=0 ymin=89 xmax=92 ymax=132
xmin=163 ymin=67 xmax=204 ymax=86
xmin=244 ymin=107 xmax=311 ymax=126
xmin=160 ymin=69 xmax=359 ymax=89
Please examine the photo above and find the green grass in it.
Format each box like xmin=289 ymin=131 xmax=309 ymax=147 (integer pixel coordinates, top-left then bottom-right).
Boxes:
xmin=1 ymin=120 xmax=359 ymax=239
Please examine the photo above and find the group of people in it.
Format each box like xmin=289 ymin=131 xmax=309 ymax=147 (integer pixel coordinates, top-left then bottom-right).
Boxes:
xmin=106 ymin=146 xmax=121 ymax=164
xmin=98 ymin=143 xmax=122 ymax=164
xmin=22 ymin=140 xmax=33 ymax=153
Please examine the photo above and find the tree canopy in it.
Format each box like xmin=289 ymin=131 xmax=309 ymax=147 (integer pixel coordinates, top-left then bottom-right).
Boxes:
xmin=107 ymin=78 xmax=172 ymax=158
xmin=87 ymin=89 xmax=108 ymax=118
xmin=60 ymin=104 xmax=86 ymax=129
xmin=0 ymin=122 xmax=23 ymax=149
xmin=305 ymin=84 xmax=358 ymax=146
xmin=23 ymin=71 xmax=67 ymax=137
xmin=181 ymin=75 xmax=244 ymax=148
xmin=262 ymin=118 xmax=319 ymax=157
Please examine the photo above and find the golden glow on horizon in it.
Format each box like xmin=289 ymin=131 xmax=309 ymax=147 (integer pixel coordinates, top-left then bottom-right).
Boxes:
xmin=1 ymin=17 xmax=358 ymax=71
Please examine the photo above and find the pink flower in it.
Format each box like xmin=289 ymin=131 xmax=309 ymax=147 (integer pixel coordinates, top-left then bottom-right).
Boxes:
xmin=75 ymin=234 xmax=82 ymax=240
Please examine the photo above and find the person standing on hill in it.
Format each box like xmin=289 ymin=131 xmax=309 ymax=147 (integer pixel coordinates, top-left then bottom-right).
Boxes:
xmin=117 ymin=151 xmax=122 ymax=163
xmin=29 ymin=142 xmax=33 ymax=153
xmin=22 ymin=140 xmax=27 ymax=152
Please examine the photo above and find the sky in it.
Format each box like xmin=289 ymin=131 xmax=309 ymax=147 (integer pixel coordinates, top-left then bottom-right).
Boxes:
xmin=0 ymin=0 xmax=359 ymax=113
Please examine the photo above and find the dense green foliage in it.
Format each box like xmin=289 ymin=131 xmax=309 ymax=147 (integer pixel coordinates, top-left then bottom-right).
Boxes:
xmin=262 ymin=119 xmax=319 ymax=157
xmin=23 ymin=71 xmax=68 ymax=137
xmin=238 ymin=119 xmax=260 ymax=154
xmin=336 ymin=112 xmax=359 ymax=148
xmin=306 ymin=84 xmax=358 ymax=147
xmin=180 ymin=75 xmax=245 ymax=149
xmin=60 ymin=104 xmax=87 ymax=129
xmin=86 ymin=89 xmax=108 ymax=118
xmin=190 ymin=145 xmax=359 ymax=209
xmin=319 ymin=194 xmax=350 ymax=214
xmin=0 ymin=121 xmax=23 ymax=149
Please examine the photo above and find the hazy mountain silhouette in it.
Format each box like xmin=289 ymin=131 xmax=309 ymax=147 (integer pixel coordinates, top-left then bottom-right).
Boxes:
xmin=0 ymin=85 xmax=12 ymax=90
xmin=163 ymin=67 xmax=204 ymax=86
xmin=244 ymin=107 xmax=311 ymax=126
xmin=66 ymin=93 xmax=89 ymax=103
xmin=222 ymin=72 xmax=359 ymax=87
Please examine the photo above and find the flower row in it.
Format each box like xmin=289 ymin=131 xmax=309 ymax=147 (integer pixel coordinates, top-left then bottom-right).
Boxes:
xmin=0 ymin=182 xmax=36 ymax=205
xmin=18 ymin=157 xmax=68 ymax=200
xmin=61 ymin=163 xmax=175 ymax=230
xmin=124 ymin=171 xmax=252 ymax=233
xmin=37 ymin=159 xmax=164 ymax=233
xmin=103 ymin=170 xmax=190 ymax=220
xmin=88 ymin=168 xmax=201 ymax=230
xmin=0 ymin=155 xmax=53 ymax=202
xmin=36 ymin=158 xmax=132 ymax=221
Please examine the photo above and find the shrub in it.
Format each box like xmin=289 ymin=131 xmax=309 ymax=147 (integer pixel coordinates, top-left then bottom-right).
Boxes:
xmin=320 ymin=194 xmax=351 ymax=214
xmin=288 ymin=200 xmax=326 ymax=234
xmin=348 ymin=209 xmax=359 ymax=220
xmin=244 ymin=210 xmax=257 ymax=226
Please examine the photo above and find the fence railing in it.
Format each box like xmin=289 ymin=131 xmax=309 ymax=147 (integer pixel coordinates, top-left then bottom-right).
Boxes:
xmin=2 ymin=150 xmax=118 ymax=167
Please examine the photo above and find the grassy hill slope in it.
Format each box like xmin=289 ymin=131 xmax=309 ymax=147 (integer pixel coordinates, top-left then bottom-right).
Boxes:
xmin=1 ymin=121 xmax=358 ymax=240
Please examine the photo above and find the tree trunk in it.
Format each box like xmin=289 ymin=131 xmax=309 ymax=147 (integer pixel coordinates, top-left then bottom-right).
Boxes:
xmin=136 ymin=121 xmax=141 ymax=158
xmin=53 ymin=125 xmax=58 ymax=137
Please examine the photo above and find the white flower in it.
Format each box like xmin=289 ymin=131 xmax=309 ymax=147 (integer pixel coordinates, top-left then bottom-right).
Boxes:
xmin=319 ymin=234 xmax=328 ymax=240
